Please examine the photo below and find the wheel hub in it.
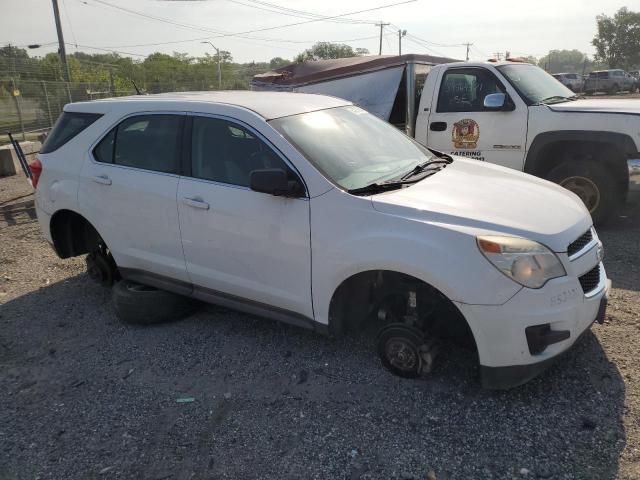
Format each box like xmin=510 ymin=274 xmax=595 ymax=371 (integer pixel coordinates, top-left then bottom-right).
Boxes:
xmin=560 ymin=176 xmax=600 ymax=213
xmin=385 ymin=338 xmax=419 ymax=372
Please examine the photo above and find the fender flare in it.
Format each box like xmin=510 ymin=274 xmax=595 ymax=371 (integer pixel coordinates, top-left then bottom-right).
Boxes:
xmin=524 ymin=130 xmax=637 ymax=177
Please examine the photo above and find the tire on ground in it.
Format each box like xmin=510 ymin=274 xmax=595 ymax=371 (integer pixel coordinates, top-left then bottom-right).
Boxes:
xmin=547 ymin=159 xmax=618 ymax=226
xmin=112 ymin=280 xmax=199 ymax=325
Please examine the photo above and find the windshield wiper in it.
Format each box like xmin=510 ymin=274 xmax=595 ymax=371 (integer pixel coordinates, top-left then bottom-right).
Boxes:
xmin=348 ymin=171 xmax=439 ymax=196
xmin=400 ymin=159 xmax=451 ymax=181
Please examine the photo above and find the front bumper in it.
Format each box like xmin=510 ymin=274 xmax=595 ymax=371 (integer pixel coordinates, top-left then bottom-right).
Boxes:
xmin=480 ymin=292 xmax=608 ymax=389
xmin=457 ymin=262 xmax=610 ymax=389
xmin=628 ymin=159 xmax=640 ymax=193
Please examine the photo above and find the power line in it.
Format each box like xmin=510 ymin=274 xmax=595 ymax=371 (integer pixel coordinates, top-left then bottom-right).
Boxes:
xmin=226 ymin=0 xmax=376 ymax=25
xmin=402 ymin=36 xmax=447 ymax=57
xmin=61 ymin=0 xmax=79 ymax=49
xmin=404 ymin=32 xmax=464 ymax=48
xmin=67 ymin=43 xmax=148 ymax=57
xmin=471 ymin=45 xmax=489 ymax=59
xmin=87 ymin=0 xmax=417 ymax=49
xmin=74 ymin=0 xmax=327 ymax=51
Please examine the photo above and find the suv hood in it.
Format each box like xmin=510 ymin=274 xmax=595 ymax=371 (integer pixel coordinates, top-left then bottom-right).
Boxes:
xmin=370 ymin=158 xmax=591 ymax=252
xmin=548 ymin=98 xmax=640 ymax=115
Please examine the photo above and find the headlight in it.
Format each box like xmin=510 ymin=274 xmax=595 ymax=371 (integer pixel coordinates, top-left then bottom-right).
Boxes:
xmin=477 ymin=236 xmax=566 ymax=289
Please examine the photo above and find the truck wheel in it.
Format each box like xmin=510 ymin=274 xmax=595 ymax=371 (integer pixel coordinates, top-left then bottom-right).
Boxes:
xmin=547 ymin=160 xmax=617 ymax=225
xmin=609 ymin=84 xmax=620 ymax=94
xmin=112 ymin=280 xmax=199 ymax=325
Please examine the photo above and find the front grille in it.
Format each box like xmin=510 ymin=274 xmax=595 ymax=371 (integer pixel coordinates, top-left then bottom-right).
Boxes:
xmin=567 ymin=229 xmax=593 ymax=257
xmin=579 ymin=265 xmax=601 ymax=294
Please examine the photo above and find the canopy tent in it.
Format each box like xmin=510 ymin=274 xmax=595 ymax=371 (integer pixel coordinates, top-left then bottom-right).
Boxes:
xmin=251 ymin=54 xmax=459 ymax=121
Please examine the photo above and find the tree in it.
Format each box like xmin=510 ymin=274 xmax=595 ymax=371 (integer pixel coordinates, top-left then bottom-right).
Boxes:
xmin=269 ymin=57 xmax=290 ymax=69
xmin=593 ymin=7 xmax=640 ymax=69
xmin=537 ymin=49 xmax=590 ymax=73
xmin=295 ymin=42 xmax=366 ymax=62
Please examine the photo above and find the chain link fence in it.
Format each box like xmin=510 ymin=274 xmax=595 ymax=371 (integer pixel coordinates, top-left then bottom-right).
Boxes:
xmin=0 ymin=76 xmax=257 ymax=145
xmin=0 ymin=79 xmax=207 ymax=144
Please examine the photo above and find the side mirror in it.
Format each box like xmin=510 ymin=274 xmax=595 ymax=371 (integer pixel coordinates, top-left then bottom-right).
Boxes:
xmin=250 ymin=169 xmax=303 ymax=197
xmin=483 ymin=93 xmax=508 ymax=110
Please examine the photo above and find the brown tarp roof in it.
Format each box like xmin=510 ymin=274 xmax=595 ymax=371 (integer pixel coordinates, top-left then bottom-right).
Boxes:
xmin=252 ymin=54 xmax=460 ymax=87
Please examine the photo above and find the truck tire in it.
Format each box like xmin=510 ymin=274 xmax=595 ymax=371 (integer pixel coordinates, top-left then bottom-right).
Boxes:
xmin=609 ymin=83 xmax=620 ymax=94
xmin=547 ymin=160 xmax=617 ymax=225
xmin=112 ymin=280 xmax=199 ymax=325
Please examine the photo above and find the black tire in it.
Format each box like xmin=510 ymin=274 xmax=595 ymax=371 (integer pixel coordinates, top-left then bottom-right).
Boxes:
xmin=112 ymin=280 xmax=199 ymax=325
xmin=376 ymin=324 xmax=425 ymax=378
xmin=609 ymin=83 xmax=619 ymax=94
xmin=547 ymin=160 xmax=618 ymax=225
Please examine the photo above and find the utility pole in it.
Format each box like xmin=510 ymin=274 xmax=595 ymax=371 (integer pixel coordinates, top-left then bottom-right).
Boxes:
xmin=376 ymin=22 xmax=390 ymax=55
xmin=201 ymin=41 xmax=222 ymax=89
xmin=493 ymin=52 xmax=503 ymax=61
xmin=51 ymin=0 xmax=71 ymax=82
xmin=464 ymin=42 xmax=473 ymax=61
xmin=505 ymin=51 xmax=510 ymax=60
xmin=398 ymin=29 xmax=406 ymax=56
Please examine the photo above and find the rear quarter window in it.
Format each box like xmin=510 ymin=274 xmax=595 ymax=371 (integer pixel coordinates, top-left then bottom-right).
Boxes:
xmin=40 ymin=112 xmax=102 ymax=154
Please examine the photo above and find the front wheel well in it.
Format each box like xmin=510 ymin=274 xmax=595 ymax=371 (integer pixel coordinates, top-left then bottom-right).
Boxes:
xmin=328 ymin=270 xmax=476 ymax=348
xmin=527 ymin=139 xmax=628 ymax=191
xmin=50 ymin=210 xmax=102 ymax=259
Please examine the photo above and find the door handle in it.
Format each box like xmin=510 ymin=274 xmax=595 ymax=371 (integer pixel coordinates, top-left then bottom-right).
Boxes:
xmin=92 ymin=174 xmax=112 ymax=185
xmin=182 ymin=197 xmax=210 ymax=210
xmin=430 ymin=121 xmax=447 ymax=132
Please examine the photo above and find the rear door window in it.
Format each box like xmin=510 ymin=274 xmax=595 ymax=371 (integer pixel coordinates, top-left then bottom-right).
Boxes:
xmin=95 ymin=115 xmax=184 ymax=174
xmin=93 ymin=129 xmax=115 ymax=163
xmin=40 ymin=112 xmax=102 ymax=153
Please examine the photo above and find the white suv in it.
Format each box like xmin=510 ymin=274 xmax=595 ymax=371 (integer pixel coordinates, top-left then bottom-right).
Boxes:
xmin=32 ymin=92 xmax=610 ymax=389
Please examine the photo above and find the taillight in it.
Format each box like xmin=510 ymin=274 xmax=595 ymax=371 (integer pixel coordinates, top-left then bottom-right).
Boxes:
xmin=29 ymin=158 xmax=43 ymax=189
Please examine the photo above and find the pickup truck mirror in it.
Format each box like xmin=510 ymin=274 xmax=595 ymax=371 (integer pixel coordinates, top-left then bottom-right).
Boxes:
xmin=483 ymin=93 xmax=510 ymax=111
xmin=250 ymin=168 xmax=304 ymax=197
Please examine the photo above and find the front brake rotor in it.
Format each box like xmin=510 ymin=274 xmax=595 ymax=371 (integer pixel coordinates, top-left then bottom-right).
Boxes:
xmin=376 ymin=324 xmax=438 ymax=378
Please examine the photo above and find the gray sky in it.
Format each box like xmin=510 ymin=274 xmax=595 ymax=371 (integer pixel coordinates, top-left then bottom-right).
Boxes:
xmin=1 ymin=0 xmax=637 ymax=63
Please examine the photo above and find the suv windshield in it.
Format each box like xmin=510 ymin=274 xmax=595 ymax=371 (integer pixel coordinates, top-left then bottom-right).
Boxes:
xmin=270 ymin=106 xmax=438 ymax=192
xmin=497 ymin=64 xmax=576 ymax=105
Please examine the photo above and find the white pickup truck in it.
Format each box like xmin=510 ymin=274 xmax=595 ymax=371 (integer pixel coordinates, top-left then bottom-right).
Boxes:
xmin=253 ymin=55 xmax=640 ymax=224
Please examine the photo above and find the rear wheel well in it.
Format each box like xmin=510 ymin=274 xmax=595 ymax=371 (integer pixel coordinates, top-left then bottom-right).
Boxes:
xmin=50 ymin=210 xmax=102 ymax=259
xmin=328 ymin=270 xmax=476 ymax=348
xmin=528 ymin=140 xmax=628 ymax=195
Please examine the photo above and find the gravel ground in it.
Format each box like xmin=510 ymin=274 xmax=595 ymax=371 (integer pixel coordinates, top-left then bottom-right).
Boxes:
xmin=0 ymin=174 xmax=639 ymax=480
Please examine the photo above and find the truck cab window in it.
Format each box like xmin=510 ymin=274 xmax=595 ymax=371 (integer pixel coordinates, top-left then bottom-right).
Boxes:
xmin=437 ymin=69 xmax=505 ymax=113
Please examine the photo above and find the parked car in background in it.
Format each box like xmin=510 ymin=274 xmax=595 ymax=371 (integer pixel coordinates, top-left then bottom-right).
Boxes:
xmin=552 ymin=72 xmax=583 ymax=92
xmin=584 ymin=69 xmax=636 ymax=94
xmin=32 ymin=92 xmax=609 ymax=389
